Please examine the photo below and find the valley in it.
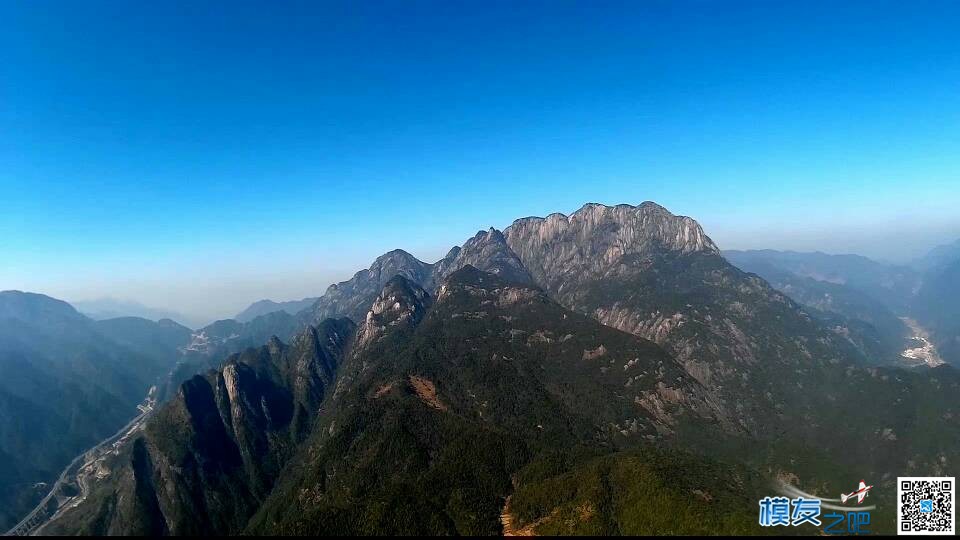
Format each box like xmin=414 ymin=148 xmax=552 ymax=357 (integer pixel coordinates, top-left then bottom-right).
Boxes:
xmin=6 ymin=388 xmax=158 ymax=537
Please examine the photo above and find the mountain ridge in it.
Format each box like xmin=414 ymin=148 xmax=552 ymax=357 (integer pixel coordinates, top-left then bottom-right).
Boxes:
xmin=234 ymin=298 xmax=319 ymax=323
xmin=33 ymin=202 xmax=960 ymax=536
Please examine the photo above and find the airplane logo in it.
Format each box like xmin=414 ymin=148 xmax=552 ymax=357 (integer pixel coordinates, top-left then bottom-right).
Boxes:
xmin=840 ymin=480 xmax=873 ymax=504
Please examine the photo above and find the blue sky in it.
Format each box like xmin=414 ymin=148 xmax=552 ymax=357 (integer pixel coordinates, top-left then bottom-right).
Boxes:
xmin=2 ymin=0 xmax=959 ymax=323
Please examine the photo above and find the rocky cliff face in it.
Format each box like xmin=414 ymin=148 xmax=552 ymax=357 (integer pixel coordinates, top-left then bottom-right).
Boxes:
xmin=165 ymin=310 xmax=307 ymax=401
xmin=44 ymin=318 xmax=355 ymax=536
xmin=504 ymin=202 xmax=718 ymax=290
xmin=427 ymin=228 xmax=534 ymax=289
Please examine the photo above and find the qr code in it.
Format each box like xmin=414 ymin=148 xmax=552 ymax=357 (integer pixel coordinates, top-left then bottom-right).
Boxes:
xmin=898 ymin=477 xmax=954 ymax=535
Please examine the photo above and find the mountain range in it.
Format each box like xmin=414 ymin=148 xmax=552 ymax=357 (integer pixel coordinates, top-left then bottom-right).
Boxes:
xmin=726 ymin=246 xmax=960 ymax=367
xmin=0 ymin=292 xmax=194 ymax=530
xmin=913 ymin=256 xmax=960 ymax=365
xmin=70 ymin=298 xmax=199 ymax=329
xmin=21 ymin=201 xmax=958 ymax=536
xmin=234 ymin=298 xmax=319 ymax=323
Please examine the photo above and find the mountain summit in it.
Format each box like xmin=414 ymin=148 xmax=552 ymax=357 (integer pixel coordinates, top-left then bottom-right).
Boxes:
xmin=504 ymin=202 xmax=719 ymax=280
xmin=306 ymin=249 xmax=433 ymax=324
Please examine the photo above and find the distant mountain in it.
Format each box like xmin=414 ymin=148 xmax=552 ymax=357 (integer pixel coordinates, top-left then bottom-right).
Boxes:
xmin=914 ymin=255 xmax=960 ymax=365
xmin=0 ymin=290 xmax=86 ymax=327
xmin=162 ymin=311 xmax=307 ymax=401
xmin=911 ymin=238 xmax=960 ymax=274
xmin=71 ymin=298 xmax=197 ymax=329
xmin=0 ymin=291 xmax=190 ymax=531
xmin=722 ymin=249 xmax=920 ymax=311
xmin=181 ymin=312 xmax=304 ymax=358
xmin=93 ymin=317 xmax=193 ymax=363
xmin=723 ymin=250 xmax=910 ymax=364
xmin=234 ymin=298 xmax=319 ymax=323
xmin=723 ymin=245 xmax=960 ymax=368
xmin=721 ymin=241 xmax=960 ymax=370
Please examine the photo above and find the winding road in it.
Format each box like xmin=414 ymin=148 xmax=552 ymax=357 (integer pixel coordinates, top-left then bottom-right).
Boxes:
xmin=4 ymin=389 xmax=157 ymax=537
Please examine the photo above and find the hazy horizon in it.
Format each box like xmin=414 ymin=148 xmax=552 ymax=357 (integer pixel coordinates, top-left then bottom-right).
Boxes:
xmin=4 ymin=1 xmax=959 ymax=324
xmin=16 ymin=199 xmax=957 ymax=327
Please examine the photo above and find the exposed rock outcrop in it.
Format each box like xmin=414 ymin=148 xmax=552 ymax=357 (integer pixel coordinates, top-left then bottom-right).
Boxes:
xmin=355 ymin=276 xmax=432 ymax=349
xmin=307 ymin=249 xmax=433 ymax=324
xmin=504 ymin=202 xmax=718 ymax=290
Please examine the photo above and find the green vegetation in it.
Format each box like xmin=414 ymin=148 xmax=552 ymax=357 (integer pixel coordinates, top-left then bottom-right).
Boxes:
xmin=509 ymin=447 xmax=776 ymax=535
xmin=251 ymin=397 xmax=529 ymax=535
xmin=247 ymin=269 xmax=736 ymax=534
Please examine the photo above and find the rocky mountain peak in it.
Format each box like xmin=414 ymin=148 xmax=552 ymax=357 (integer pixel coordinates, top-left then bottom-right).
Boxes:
xmin=41 ymin=202 xmax=960 ymax=537
xmin=370 ymin=248 xmax=426 ymax=271
xmin=331 ymin=249 xmax=432 ymax=296
xmin=451 ymin=228 xmax=533 ymax=283
xmin=303 ymin=202 xmax=716 ymax=328
xmin=308 ymin=250 xmax=433 ymax=324
xmin=510 ymin=201 xmax=717 ymax=254
xmin=356 ymin=276 xmax=432 ymax=349
xmin=266 ymin=335 xmax=285 ymax=357
xmin=502 ymin=201 xmax=719 ymax=288
xmin=441 ymin=245 xmax=462 ymax=261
